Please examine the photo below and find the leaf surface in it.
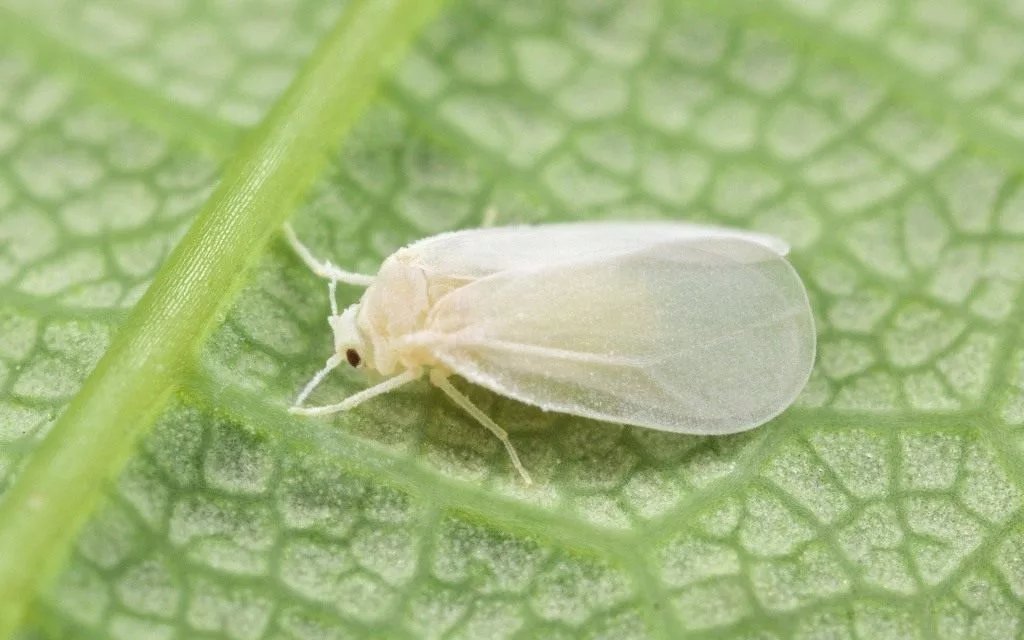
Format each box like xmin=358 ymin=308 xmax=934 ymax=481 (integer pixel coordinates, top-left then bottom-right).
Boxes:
xmin=2 ymin=0 xmax=1024 ymax=638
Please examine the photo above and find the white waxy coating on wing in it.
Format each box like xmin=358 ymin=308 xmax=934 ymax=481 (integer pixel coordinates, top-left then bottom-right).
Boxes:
xmin=419 ymin=236 xmax=815 ymax=435
xmin=405 ymin=222 xmax=790 ymax=280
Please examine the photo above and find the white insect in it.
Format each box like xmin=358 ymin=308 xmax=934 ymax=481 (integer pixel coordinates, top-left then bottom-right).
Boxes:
xmin=285 ymin=221 xmax=816 ymax=485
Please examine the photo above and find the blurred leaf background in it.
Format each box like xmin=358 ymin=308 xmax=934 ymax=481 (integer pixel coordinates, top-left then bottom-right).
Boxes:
xmin=2 ymin=0 xmax=1024 ymax=638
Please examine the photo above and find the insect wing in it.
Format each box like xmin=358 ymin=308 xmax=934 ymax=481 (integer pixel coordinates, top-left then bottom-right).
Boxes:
xmin=424 ymin=237 xmax=815 ymax=435
xmin=406 ymin=222 xmax=790 ymax=280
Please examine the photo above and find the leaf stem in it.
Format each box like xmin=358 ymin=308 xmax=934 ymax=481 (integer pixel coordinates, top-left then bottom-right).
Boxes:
xmin=0 ymin=0 xmax=446 ymax=636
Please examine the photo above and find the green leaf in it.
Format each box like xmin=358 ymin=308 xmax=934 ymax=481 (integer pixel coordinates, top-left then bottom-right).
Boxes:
xmin=3 ymin=0 xmax=1024 ymax=638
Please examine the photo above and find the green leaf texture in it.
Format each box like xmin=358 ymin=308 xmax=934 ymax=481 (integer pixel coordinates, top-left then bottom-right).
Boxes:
xmin=3 ymin=0 xmax=1024 ymax=638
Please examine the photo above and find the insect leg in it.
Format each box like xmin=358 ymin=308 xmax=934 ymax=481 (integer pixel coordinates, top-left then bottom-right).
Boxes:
xmin=292 ymin=353 xmax=344 ymax=407
xmin=283 ymin=223 xmax=375 ymax=286
xmin=430 ymin=372 xmax=533 ymax=485
xmin=289 ymin=369 xmax=421 ymax=416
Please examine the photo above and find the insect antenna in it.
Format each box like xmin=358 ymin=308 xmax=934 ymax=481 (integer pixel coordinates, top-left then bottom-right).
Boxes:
xmin=292 ymin=353 xmax=344 ymax=407
xmin=328 ymin=280 xmax=339 ymax=316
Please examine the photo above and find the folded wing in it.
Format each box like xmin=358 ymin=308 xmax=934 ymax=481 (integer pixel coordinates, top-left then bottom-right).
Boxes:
xmin=423 ymin=237 xmax=815 ymax=435
xmin=406 ymin=222 xmax=789 ymax=280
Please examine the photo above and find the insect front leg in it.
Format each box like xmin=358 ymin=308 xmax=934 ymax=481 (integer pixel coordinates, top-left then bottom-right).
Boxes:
xmin=283 ymin=223 xmax=376 ymax=286
xmin=429 ymin=370 xmax=533 ymax=485
xmin=290 ymin=369 xmax=421 ymax=416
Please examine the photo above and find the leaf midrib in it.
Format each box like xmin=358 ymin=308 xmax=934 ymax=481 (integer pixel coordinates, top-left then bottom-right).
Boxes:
xmin=0 ymin=1 xmax=448 ymax=636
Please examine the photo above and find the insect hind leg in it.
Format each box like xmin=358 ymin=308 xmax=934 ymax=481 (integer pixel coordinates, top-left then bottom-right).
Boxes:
xmin=430 ymin=371 xmax=533 ymax=485
xmin=283 ymin=223 xmax=375 ymax=286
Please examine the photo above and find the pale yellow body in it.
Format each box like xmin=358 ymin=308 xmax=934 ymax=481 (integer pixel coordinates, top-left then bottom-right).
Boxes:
xmin=352 ymin=249 xmax=457 ymax=377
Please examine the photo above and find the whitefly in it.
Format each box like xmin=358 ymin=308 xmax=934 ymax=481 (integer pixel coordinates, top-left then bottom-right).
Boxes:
xmin=285 ymin=221 xmax=817 ymax=484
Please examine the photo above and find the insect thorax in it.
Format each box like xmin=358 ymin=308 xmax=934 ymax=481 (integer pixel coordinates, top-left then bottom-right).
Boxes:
xmin=355 ymin=253 xmax=455 ymax=376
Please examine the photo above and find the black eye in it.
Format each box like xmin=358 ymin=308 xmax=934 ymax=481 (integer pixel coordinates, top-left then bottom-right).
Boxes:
xmin=345 ymin=349 xmax=361 ymax=367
